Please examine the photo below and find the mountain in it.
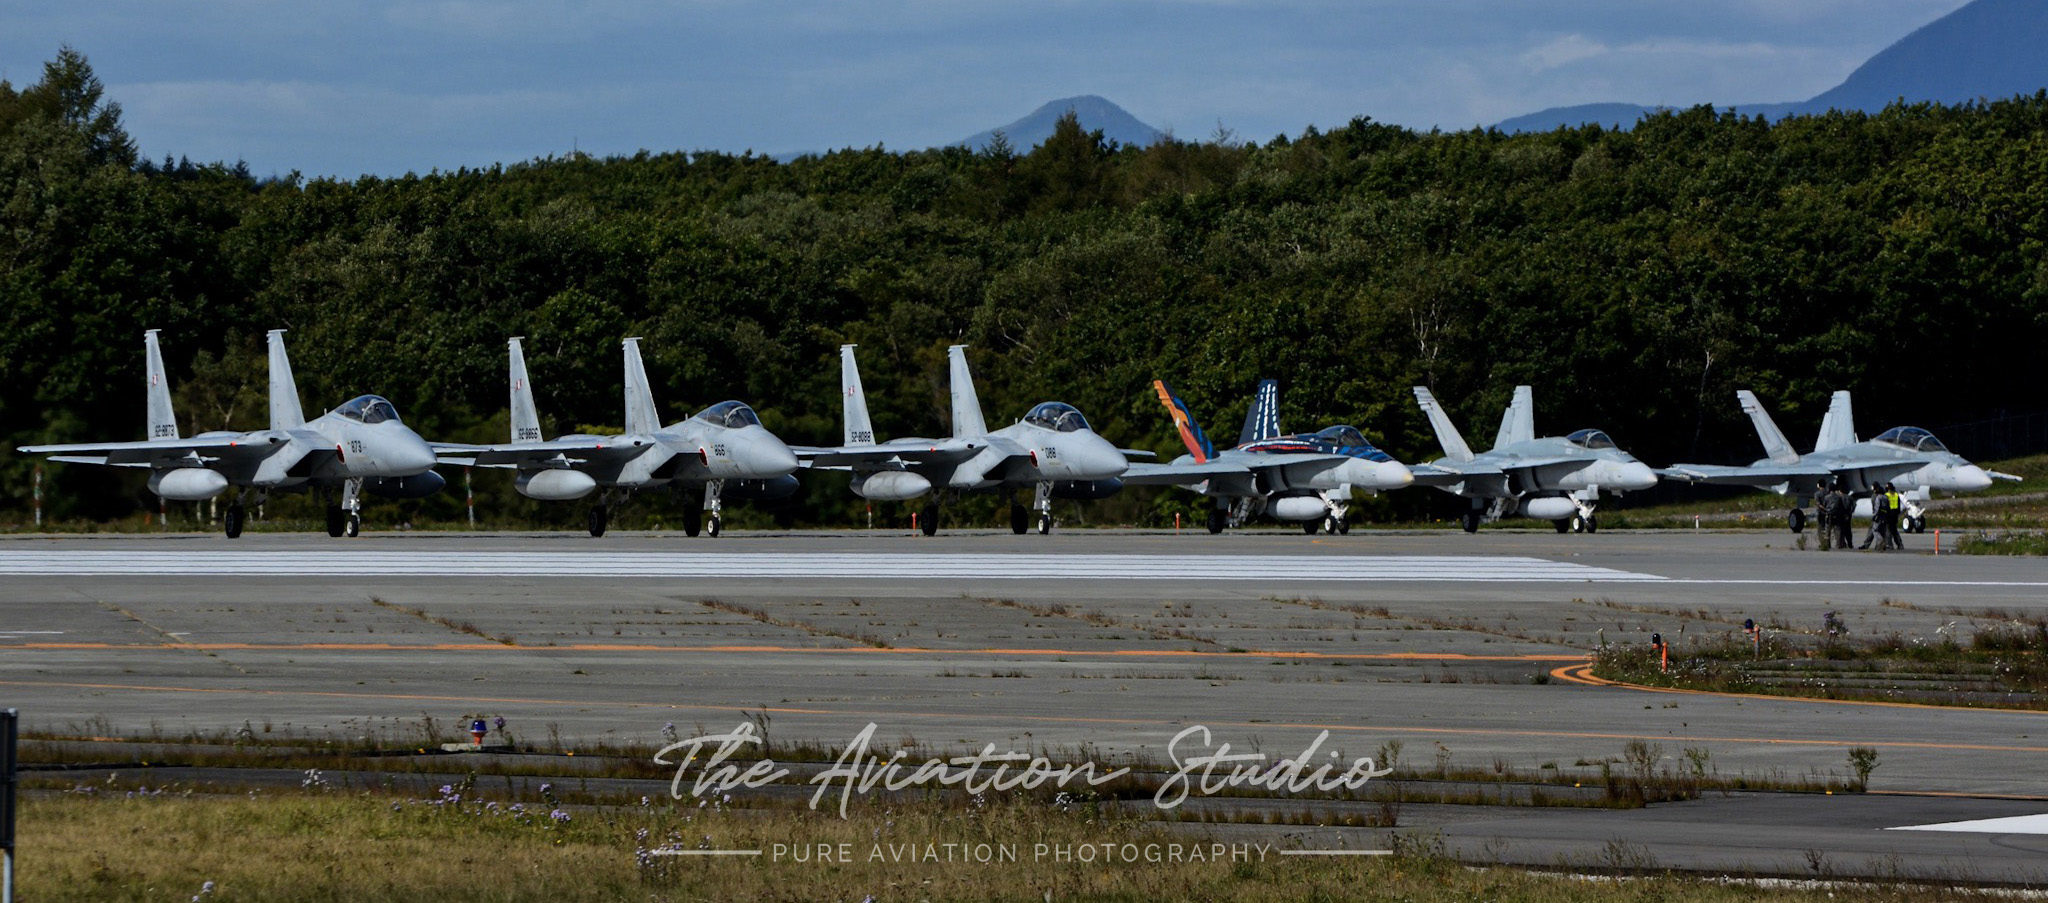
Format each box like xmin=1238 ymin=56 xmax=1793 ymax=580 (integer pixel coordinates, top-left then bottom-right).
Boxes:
xmin=956 ymin=95 xmax=1166 ymax=151
xmin=1497 ymin=0 xmax=2048 ymax=133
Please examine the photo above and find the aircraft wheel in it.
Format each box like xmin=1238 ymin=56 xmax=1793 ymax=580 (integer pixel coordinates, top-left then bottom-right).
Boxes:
xmin=1036 ymin=514 xmax=1051 ymax=535
xmin=224 ymin=504 xmax=245 ymax=539
xmin=707 ymin=515 xmax=722 ymax=538
xmin=344 ymin=513 xmax=361 ymax=538
xmin=588 ymin=506 xmax=608 ymax=538
xmin=325 ymin=506 xmax=346 ymax=538
xmin=1301 ymin=520 xmax=1318 ymax=535
xmin=1337 ymin=518 xmax=1350 ymax=535
xmin=1205 ymin=509 xmax=1226 ymax=534
xmin=1584 ymin=514 xmax=1598 ymax=534
xmin=1461 ymin=510 xmax=1481 ymax=533
xmin=1553 ymin=518 xmax=1570 ymax=534
xmin=920 ymin=504 xmax=940 ymax=537
xmin=682 ymin=506 xmax=703 ymax=538
xmin=1788 ymin=509 xmax=1806 ymax=534
xmin=1009 ymin=504 xmax=1028 ymax=535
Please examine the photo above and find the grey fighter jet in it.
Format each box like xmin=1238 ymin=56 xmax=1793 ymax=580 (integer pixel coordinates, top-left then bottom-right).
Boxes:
xmin=19 ymin=329 xmax=445 ymax=538
xmin=1123 ymin=380 xmax=1414 ymax=534
xmin=454 ymin=337 xmax=800 ymax=537
xmin=1660 ymin=390 xmax=2015 ymax=533
xmin=802 ymin=344 xmax=1129 ymax=535
xmin=1410 ymin=385 xmax=1659 ymax=533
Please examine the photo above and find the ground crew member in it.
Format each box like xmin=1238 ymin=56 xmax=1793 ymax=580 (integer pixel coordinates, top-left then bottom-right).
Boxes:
xmin=1829 ymin=481 xmax=1853 ymax=551
xmin=1861 ymin=485 xmax=1889 ymax=551
xmin=1885 ymin=483 xmax=1906 ymax=550
xmin=1813 ymin=480 xmax=1833 ymax=550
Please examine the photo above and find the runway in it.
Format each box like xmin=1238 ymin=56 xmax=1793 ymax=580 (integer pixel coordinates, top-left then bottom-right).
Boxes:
xmin=0 ymin=549 xmax=1663 ymax=581
xmin=3 ymin=529 xmax=2045 ymax=880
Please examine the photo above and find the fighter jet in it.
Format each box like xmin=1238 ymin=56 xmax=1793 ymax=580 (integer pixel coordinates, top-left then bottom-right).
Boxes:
xmin=1410 ymin=385 xmax=1659 ymax=533
xmin=1660 ymin=390 xmax=2016 ymax=533
xmin=1123 ymin=380 xmax=1414 ymax=534
xmin=802 ymin=344 xmax=1129 ymax=535
xmin=19 ymin=329 xmax=444 ymax=538
xmin=454 ymin=337 xmax=800 ymax=537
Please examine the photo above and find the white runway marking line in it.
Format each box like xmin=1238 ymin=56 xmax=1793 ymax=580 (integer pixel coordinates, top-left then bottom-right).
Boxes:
xmin=1887 ymin=813 xmax=2048 ymax=835
xmin=0 ymin=551 xmax=1660 ymax=582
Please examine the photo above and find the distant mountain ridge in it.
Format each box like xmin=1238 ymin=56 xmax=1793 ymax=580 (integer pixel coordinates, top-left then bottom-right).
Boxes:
xmin=957 ymin=95 xmax=1165 ymax=151
xmin=1497 ymin=0 xmax=2048 ymax=132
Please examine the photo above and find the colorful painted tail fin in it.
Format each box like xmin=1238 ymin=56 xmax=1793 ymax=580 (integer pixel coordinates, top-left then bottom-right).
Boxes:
xmin=143 ymin=329 xmax=179 ymax=440
xmin=1237 ymin=379 xmax=1281 ymax=446
xmin=1152 ymin=380 xmax=1215 ymax=463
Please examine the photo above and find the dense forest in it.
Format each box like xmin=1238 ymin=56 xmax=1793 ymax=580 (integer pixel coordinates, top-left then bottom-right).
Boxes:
xmin=3 ymin=49 xmax=2045 ymax=529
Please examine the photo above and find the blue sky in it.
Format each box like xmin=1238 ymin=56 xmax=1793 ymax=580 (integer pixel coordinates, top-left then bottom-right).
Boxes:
xmin=1 ymin=1 xmax=1969 ymax=179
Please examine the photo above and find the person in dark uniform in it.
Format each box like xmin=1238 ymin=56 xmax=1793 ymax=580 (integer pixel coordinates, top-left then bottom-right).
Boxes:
xmin=1860 ymin=484 xmax=1888 ymax=551
xmin=1828 ymin=480 xmax=1854 ymax=551
xmin=1884 ymin=483 xmax=1906 ymax=551
xmin=1813 ymin=480 xmax=1834 ymax=550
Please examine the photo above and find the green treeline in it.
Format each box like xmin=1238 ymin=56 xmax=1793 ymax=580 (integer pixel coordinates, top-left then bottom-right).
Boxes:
xmin=4 ymin=49 xmax=2045 ymax=528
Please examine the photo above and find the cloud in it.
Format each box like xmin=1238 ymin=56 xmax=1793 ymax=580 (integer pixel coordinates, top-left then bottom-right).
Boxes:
xmin=1522 ymin=34 xmax=1609 ymax=72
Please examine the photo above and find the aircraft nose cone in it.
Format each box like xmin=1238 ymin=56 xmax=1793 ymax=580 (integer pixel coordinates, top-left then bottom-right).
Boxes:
xmin=747 ymin=434 xmax=801 ymax=477
xmin=1616 ymin=461 xmax=1659 ymax=491
xmin=1077 ymin=436 xmax=1129 ymax=479
xmin=392 ymin=430 xmax=438 ymax=474
xmin=1377 ymin=461 xmax=1415 ymax=488
xmin=1953 ymin=464 xmax=1993 ymax=492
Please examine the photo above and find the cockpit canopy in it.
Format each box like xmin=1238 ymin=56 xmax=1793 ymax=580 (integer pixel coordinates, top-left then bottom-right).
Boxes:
xmin=1024 ymin=402 xmax=1091 ymax=433
xmin=1566 ymin=429 xmax=1617 ymax=450
xmin=694 ymin=400 xmax=762 ymax=429
xmin=1314 ymin=425 xmax=1371 ymax=448
xmin=334 ymin=395 xmax=401 ymax=425
xmin=1874 ymin=426 xmax=1947 ymax=453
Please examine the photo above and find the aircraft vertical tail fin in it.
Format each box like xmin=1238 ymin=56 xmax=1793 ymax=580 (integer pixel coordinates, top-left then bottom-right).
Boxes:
xmin=1237 ymin=379 xmax=1281 ymax=445
xmin=946 ymin=345 xmax=987 ymax=439
xmin=1814 ymin=390 xmax=1856 ymax=452
xmin=266 ymin=329 xmax=305 ymax=431
xmin=621 ymin=337 xmax=661 ymax=435
xmin=1736 ymin=390 xmax=1800 ymax=464
xmin=1412 ymin=386 xmax=1475 ymax=462
xmin=841 ymin=344 xmax=876 ymax=446
xmin=508 ymin=336 xmax=543 ymax=442
xmin=1493 ymin=385 xmax=1534 ymax=450
xmin=1152 ymin=380 xmax=1215 ymax=463
xmin=144 ymin=329 xmax=179 ymax=440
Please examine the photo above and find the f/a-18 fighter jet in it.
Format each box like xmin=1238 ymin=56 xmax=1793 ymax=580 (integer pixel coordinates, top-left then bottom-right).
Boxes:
xmin=1410 ymin=385 xmax=1659 ymax=533
xmin=801 ymin=344 xmax=1130 ymax=535
xmin=450 ymin=337 xmax=800 ymax=537
xmin=19 ymin=329 xmax=445 ymax=538
xmin=1122 ymin=380 xmax=1413 ymax=534
xmin=1659 ymin=390 xmax=2014 ymax=533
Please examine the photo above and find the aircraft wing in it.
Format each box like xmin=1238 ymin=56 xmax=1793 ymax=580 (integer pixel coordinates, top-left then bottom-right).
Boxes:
xmin=1405 ymin=463 xmax=1470 ymax=488
xmin=1659 ymin=463 xmax=1835 ymax=487
xmin=21 ymin=436 xmax=276 ymax=469
xmin=1410 ymin=461 xmax=1512 ymax=495
xmin=1121 ymin=460 xmax=1255 ymax=486
xmin=795 ymin=437 xmax=985 ymax=469
xmin=461 ymin=439 xmax=656 ymax=469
